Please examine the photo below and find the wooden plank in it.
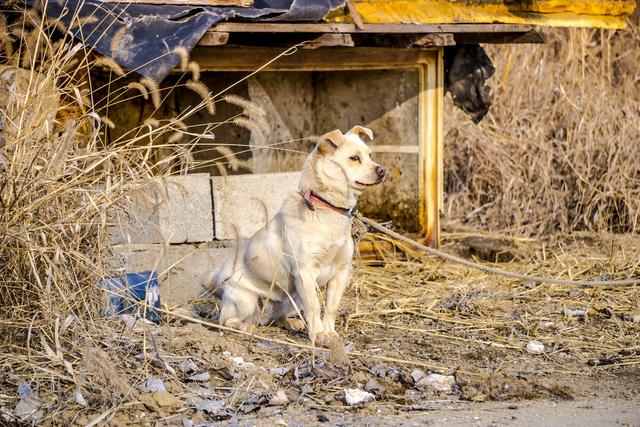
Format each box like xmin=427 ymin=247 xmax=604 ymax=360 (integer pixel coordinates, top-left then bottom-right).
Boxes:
xmin=346 ymin=0 xmax=366 ymax=30
xmin=198 ymin=32 xmax=229 ymax=46
xmin=302 ymin=34 xmax=354 ymax=49
xmin=102 ymin=0 xmax=251 ymax=4
xmin=191 ymin=46 xmax=438 ymax=71
xmin=454 ymin=30 xmax=545 ymax=44
xmin=413 ymin=33 xmax=455 ymax=47
xmin=371 ymin=145 xmax=419 ymax=154
xmin=209 ymin=22 xmax=536 ymax=34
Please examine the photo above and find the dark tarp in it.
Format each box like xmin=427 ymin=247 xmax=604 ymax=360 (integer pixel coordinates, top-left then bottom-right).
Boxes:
xmin=17 ymin=0 xmax=345 ymax=82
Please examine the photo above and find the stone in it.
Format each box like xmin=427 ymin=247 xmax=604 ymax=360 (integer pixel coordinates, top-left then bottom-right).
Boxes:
xmin=195 ymin=399 xmax=226 ymax=414
xmin=144 ymin=378 xmax=166 ymax=393
xmin=113 ymin=244 xmax=233 ymax=307
xmin=415 ymin=374 xmax=456 ymax=393
xmin=211 ymin=172 xmax=299 ymax=239
xmin=110 ymin=174 xmax=213 ymax=245
xmin=74 ymin=389 xmax=87 ymax=406
xmin=148 ymin=391 xmax=183 ymax=409
xmin=410 ymin=369 xmax=426 ymax=383
xmin=187 ymin=372 xmax=210 ymax=382
xmin=268 ymin=389 xmax=290 ymax=406
xmin=343 ymin=388 xmax=375 ymax=406
xmin=526 ymin=340 xmax=545 ymax=355
xmin=179 ymin=359 xmax=199 ymax=374
xmin=564 ymin=308 xmax=586 ymax=317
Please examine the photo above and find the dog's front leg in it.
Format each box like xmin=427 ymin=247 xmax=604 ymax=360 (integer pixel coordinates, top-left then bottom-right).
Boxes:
xmin=322 ymin=262 xmax=350 ymax=334
xmin=294 ymin=267 xmax=324 ymax=344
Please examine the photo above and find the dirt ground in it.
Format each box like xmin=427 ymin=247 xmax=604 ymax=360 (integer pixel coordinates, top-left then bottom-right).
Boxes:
xmin=5 ymin=233 xmax=640 ymax=426
xmin=233 ymin=398 xmax=640 ymax=426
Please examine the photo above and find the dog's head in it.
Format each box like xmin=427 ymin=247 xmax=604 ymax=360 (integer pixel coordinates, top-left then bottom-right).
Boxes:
xmin=301 ymin=126 xmax=386 ymax=204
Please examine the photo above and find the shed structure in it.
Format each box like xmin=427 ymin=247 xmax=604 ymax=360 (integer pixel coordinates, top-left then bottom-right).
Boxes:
xmin=90 ymin=0 xmax=635 ymax=306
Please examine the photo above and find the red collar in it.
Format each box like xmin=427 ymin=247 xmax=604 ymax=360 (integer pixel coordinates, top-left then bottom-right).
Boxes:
xmin=298 ymin=190 xmax=357 ymax=218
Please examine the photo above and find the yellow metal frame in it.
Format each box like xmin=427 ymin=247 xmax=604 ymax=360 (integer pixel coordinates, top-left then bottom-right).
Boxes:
xmin=192 ymin=47 xmax=444 ymax=246
xmin=327 ymin=0 xmax=635 ymax=30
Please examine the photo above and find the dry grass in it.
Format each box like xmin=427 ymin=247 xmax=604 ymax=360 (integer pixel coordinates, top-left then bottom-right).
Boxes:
xmin=1 ymin=3 xmax=640 ymax=424
xmin=445 ymin=23 xmax=640 ymax=236
xmin=0 ymin=6 xmax=257 ymax=423
xmin=350 ymin=233 xmax=640 ymax=374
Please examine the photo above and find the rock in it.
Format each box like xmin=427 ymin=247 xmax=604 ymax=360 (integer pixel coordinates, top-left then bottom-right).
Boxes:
xmin=364 ymin=379 xmax=385 ymax=393
xmin=370 ymin=363 xmax=400 ymax=380
xmin=268 ymin=389 xmax=290 ymax=406
xmin=222 ymin=352 xmax=254 ymax=367
xmin=74 ymin=389 xmax=88 ymax=406
xmin=179 ymin=359 xmax=199 ymax=374
xmin=564 ymin=308 xmax=586 ymax=317
xmin=14 ymin=383 xmax=42 ymax=422
xmin=187 ymin=372 xmax=210 ymax=382
xmin=267 ymin=366 xmax=290 ymax=376
xmin=343 ymin=388 xmax=375 ymax=406
xmin=526 ymin=340 xmax=545 ymax=355
xmin=632 ymin=314 xmax=640 ymax=323
xmin=144 ymin=378 xmax=166 ymax=393
xmin=410 ymin=369 xmax=426 ymax=383
xmin=182 ymin=418 xmax=194 ymax=427
xmin=150 ymin=391 xmax=183 ymax=409
xmin=274 ymin=418 xmax=288 ymax=426
xmin=195 ymin=399 xmax=226 ymax=414
xmin=415 ymin=374 xmax=456 ymax=393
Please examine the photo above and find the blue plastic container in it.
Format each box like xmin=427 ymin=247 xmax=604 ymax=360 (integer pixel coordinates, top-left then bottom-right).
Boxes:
xmin=100 ymin=271 xmax=161 ymax=323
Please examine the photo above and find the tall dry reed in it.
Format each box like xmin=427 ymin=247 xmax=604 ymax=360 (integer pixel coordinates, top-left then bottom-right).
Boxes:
xmin=0 ymin=4 xmax=258 ymax=391
xmin=445 ymin=22 xmax=640 ymax=236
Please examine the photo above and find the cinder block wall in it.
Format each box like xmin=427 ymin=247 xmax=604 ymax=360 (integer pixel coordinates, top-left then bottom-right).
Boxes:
xmin=111 ymin=172 xmax=300 ymax=309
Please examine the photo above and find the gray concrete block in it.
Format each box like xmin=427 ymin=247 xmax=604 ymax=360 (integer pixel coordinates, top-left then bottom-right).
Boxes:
xmin=211 ymin=171 xmax=300 ymax=240
xmin=110 ymin=174 xmax=214 ymax=245
xmin=114 ymin=244 xmax=233 ymax=308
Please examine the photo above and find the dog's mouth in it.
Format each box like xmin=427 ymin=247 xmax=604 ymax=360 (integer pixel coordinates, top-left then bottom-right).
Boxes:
xmin=355 ymin=178 xmax=384 ymax=188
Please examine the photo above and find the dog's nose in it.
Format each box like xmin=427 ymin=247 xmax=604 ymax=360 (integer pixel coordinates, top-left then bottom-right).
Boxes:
xmin=375 ymin=165 xmax=386 ymax=178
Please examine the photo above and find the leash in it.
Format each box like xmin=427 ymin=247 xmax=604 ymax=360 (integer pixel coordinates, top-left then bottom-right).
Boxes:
xmin=358 ymin=215 xmax=640 ymax=287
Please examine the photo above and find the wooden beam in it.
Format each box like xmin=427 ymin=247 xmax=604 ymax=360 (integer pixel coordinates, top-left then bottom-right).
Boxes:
xmin=371 ymin=145 xmax=419 ymax=154
xmin=102 ymin=0 xmax=251 ymax=4
xmin=209 ymin=22 xmax=536 ymax=34
xmin=198 ymin=31 xmax=229 ymax=46
xmin=413 ymin=33 xmax=455 ymax=47
xmin=302 ymin=34 xmax=354 ymax=49
xmin=346 ymin=0 xmax=366 ymax=31
xmin=454 ymin=30 xmax=545 ymax=44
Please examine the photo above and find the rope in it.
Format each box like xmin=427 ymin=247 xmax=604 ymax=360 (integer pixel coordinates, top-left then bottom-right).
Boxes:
xmin=358 ymin=215 xmax=640 ymax=287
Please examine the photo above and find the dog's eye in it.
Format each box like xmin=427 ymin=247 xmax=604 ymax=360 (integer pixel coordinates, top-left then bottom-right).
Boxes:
xmin=349 ymin=155 xmax=361 ymax=163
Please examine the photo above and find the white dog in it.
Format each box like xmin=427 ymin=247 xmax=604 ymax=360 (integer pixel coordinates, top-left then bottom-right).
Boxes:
xmin=204 ymin=126 xmax=386 ymax=345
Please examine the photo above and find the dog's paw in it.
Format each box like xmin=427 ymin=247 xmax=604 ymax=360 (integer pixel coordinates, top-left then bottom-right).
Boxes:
xmin=224 ymin=318 xmax=254 ymax=333
xmin=315 ymin=331 xmax=340 ymax=348
xmin=276 ymin=317 xmax=305 ymax=332
xmin=316 ymin=332 xmax=348 ymax=364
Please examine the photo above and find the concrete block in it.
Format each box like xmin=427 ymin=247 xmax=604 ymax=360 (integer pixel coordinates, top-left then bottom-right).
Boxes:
xmin=110 ymin=174 xmax=214 ymax=245
xmin=211 ymin=171 xmax=300 ymax=240
xmin=114 ymin=244 xmax=233 ymax=308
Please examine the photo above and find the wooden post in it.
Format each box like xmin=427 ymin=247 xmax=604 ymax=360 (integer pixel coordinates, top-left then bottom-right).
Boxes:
xmin=418 ymin=48 xmax=444 ymax=248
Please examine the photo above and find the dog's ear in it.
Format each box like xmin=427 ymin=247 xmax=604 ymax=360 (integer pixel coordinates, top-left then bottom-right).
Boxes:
xmin=348 ymin=125 xmax=373 ymax=141
xmin=317 ymin=129 xmax=343 ymax=155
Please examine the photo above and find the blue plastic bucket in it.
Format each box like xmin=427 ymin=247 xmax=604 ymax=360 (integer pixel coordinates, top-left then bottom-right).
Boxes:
xmin=100 ymin=271 xmax=161 ymax=323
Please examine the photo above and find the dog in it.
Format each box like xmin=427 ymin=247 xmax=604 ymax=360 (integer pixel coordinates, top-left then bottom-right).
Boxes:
xmin=203 ymin=126 xmax=386 ymax=345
